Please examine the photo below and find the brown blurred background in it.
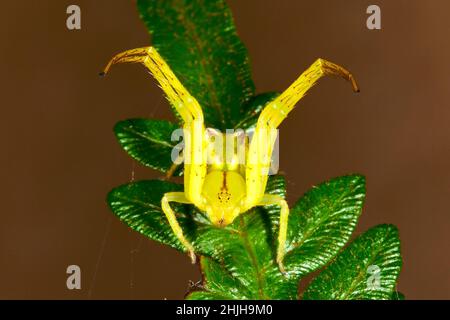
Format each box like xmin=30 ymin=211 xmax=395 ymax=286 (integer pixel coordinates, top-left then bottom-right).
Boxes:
xmin=0 ymin=0 xmax=449 ymax=299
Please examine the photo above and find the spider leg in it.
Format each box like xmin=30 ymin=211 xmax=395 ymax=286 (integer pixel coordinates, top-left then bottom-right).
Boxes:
xmin=161 ymin=192 xmax=197 ymax=263
xmin=102 ymin=47 xmax=207 ymax=208
xmin=258 ymin=194 xmax=289 ymax=273
xmin=258 ymin=58 xmax=359 ymax=129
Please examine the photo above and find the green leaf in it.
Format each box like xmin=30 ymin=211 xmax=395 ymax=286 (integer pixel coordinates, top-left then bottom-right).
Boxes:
xmin=114 ymin=119 xmax=182 ymax=176
xmin=187 ymin=207 xmax=298 ymax=299
xmin=137 ymin=0 xmax=255 ymax=129
xmin=186 ymin=257 xmax=251 ymax=299
xmin=303 ymin=224 xmax=403 ymax=300
xmin=234 ymin=92 xmax=279 ymax=130
xmin=284 ymin=175 xmax=366 ymax=277
xmin=107 ymin=180 xmax=186 ymax=251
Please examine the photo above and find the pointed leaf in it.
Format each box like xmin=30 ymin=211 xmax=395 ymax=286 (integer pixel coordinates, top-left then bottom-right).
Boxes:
xmin=137 ymin=0 xmax=255 ymax=129
xmin=186 ymin=257 xmax=251 ymax=299
xmin=189 ymin=208 xmax=297 ymax=299
xmin=284 ymin=175 xmax=366 ymax=277
xmin=114 ymin=119 xmax=182 ymax=176
xmin=303 ymin=224 xmax=402 ymax=300
xmin=107 ymin=180 xmax=186 ymax=250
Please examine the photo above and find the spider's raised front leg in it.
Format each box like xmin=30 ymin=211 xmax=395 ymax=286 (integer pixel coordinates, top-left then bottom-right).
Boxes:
xmin=244 ymin=59 xmax=359 ymax=272
xmin=102 ymin=47 xmax=207 ymax=261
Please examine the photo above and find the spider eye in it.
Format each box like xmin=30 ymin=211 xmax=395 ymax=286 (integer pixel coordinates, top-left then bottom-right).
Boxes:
xmin=217 ymin=190 xmax=231 ymax=203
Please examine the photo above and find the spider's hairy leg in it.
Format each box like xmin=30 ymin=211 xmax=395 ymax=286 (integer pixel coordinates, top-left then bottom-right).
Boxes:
xmin=161 ymin=192 xmax=197 ymax=263
xmin=258 ymin=194 xmax=289 ymax=273
xmin=259 ymin=58 xmax=359 ymax=129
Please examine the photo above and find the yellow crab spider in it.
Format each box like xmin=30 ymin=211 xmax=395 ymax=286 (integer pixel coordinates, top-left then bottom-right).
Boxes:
xmin=102 ymin=47 xmax=359 ymax=273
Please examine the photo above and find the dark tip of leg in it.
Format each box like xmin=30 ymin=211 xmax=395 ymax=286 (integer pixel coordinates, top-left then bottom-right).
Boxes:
xmin=98 ymin=71 xmax=106 ymax=77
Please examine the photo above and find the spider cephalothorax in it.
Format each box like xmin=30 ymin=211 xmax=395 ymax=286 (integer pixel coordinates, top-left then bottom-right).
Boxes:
xmin=102 ymin=47 xmax=358 ymax=272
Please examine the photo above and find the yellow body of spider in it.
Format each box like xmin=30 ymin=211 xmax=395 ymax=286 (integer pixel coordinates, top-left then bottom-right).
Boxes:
xmin=102 ymin=47 xmax=358 ymax=272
